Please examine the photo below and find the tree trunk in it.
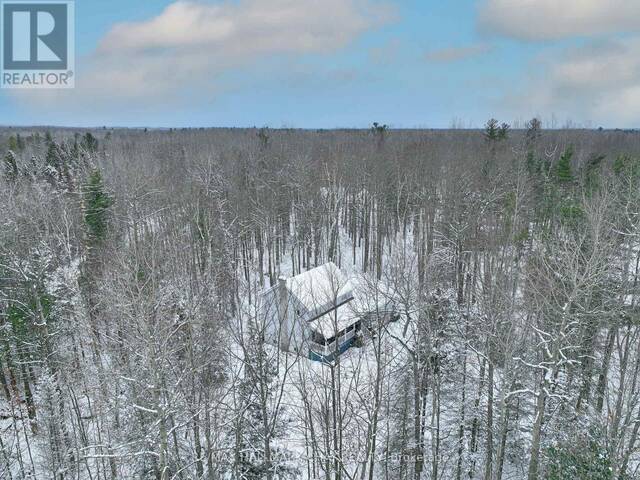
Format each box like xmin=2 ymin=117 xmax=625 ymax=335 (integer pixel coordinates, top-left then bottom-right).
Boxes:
xmin=527 ymin=374 xmax=547 ymax=480
xmin=484 ymin=362 xmax=494 ymax=480
xmin=595 ymin=326 xmax=616 ymax=413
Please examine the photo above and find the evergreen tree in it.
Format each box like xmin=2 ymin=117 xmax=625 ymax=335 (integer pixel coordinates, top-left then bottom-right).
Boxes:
xmin=498 ymin=122 xmax=510 ymax=140
xmin=44 ymin=141 xmax=76 ymax=188
xmin=582 ymin=154 xmax=605 ymax=194
xmin=613 ymin=154 xmax=640 ymax=180
xmin=545 ymin=430 xmax=619 ymax=480
xmin=45 ymin=141 xmax=62 ymax=171
xmin=231 ymin=332 xmax=298 ymax=480
xmin=7 ymin=135 xmax=18 ymax=151
xmin=81 ymin=132 xmax=99 ymax=153
xmin=484 ymin=118 xmax=509 ymax=142
xmin=16 ymin=134 xmax=25 ymax=151
xmin=484 ymin=118 xmax=500 ymax=141
xmin=371 ymin=122 xmax=388 ymax=149
xmin=526 ymin=117 xmax=542 ymax=145
xmin=83 ymin=169 xmax=113 ymax=244
xmin=3 ymin=150 xmax=18 ymax=181
xmin=525 ymin=119 xmax=547 ymax=178
xmin=555 ymin=146 xmax=574 ymax=184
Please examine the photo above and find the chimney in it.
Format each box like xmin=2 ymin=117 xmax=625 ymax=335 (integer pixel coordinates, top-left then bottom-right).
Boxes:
xmin=278 ymin=275 xmax=290 ymax=351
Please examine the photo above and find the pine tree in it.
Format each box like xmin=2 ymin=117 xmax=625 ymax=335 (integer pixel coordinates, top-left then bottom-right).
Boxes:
xmin=45 ymin=141 xmax=61 ymax=171
xmin=83 ymin=170 xmax=113 ymax=244
xmin=555 ymin=146 xmax=574 ymax=184
xmin=484 ymin=118 xmax=500 ymax=141
xmin=371 ymin=122 xmax=388 ymax=149
xmin=484 ymin=118 xmax=510 ymax=143
xmin=3 ymin=150 xmax=18 ymax=181
xmin=613 ymin=154 xmax=640 ymax=180
xmin=546 ymin=428 xmax=619 ymax=480
xmin=231 ymin=331 xmax=298 ymax=480
xmin=81 ymin=132 xmax=99 ymax=153
xmin=582 ymin=154 xmax=605 ymax=194
xmin=7 ymin=135 xmax=18 ymax=151
xmin=498 ymin=122 xmax=510 ymax=140
xmin=16 ymin=134 xmax=25 ymax=151
xmin=44 ymin=141 xmax=77 ymax=188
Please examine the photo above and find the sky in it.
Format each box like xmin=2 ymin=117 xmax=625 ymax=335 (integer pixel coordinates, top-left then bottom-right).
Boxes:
xmin=1 ymin=0 xmax=639 ymax=128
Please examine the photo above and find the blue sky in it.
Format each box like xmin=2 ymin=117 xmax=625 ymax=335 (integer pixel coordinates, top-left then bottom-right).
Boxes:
xmin=2 ymin=0 xmax=639 ymax=128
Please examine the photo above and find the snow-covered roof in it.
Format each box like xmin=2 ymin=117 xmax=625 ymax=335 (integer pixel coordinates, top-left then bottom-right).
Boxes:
xmin=286 ymin=262 xmax=354 ymax=320
xmin=348 ymin=277 xmax=393 ymax=309
xmin=308 ymin=304 xmax=358 ymax=338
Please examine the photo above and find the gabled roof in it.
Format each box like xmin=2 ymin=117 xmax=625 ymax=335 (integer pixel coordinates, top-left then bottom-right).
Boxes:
xmin=348 ymin=277 xmax=399 ymax=314
xmin=308 ymin=305 xmax=358 ymax=338
xmin=286 ymin=262 xmax=354 ymax=320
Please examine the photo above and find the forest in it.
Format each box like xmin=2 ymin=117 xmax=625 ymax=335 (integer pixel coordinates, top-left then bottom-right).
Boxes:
xmin=1 ymin=122 xmax=640 ymax=480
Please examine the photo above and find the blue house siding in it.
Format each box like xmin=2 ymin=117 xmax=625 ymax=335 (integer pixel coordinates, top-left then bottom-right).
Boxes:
xmin=309 ymin=336 xmax=357 ymax=363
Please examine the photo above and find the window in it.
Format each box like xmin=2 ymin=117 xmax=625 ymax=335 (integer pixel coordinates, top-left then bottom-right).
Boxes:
xmin=312 ymin=330 xmax=327 ymax=345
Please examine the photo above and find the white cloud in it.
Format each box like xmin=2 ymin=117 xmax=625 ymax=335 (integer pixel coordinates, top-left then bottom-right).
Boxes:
xmin=17 ymin=0 xmax=394 ymax=111
xmin=99 ymin=0 xmax=390 ymax=56
xmin=501 ymin=38 xmax=640 ymax=126
xmin=425 ymin=44 xmax=491 ymax=63
xmin=479 ymin=0 xmax=640 ymax=41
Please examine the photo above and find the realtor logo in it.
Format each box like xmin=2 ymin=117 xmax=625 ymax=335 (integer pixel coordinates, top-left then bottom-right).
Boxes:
xmin=1 ymin=0 xmax=74 ymax=88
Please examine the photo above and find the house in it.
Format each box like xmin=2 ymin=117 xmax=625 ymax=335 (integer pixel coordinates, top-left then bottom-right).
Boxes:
xmin=261 ymin=262 xmax=361 ymax=362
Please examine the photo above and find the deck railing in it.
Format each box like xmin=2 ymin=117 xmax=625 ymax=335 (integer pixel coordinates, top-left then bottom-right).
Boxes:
xmin=309 ymin=328 xmax=357 ymax=357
